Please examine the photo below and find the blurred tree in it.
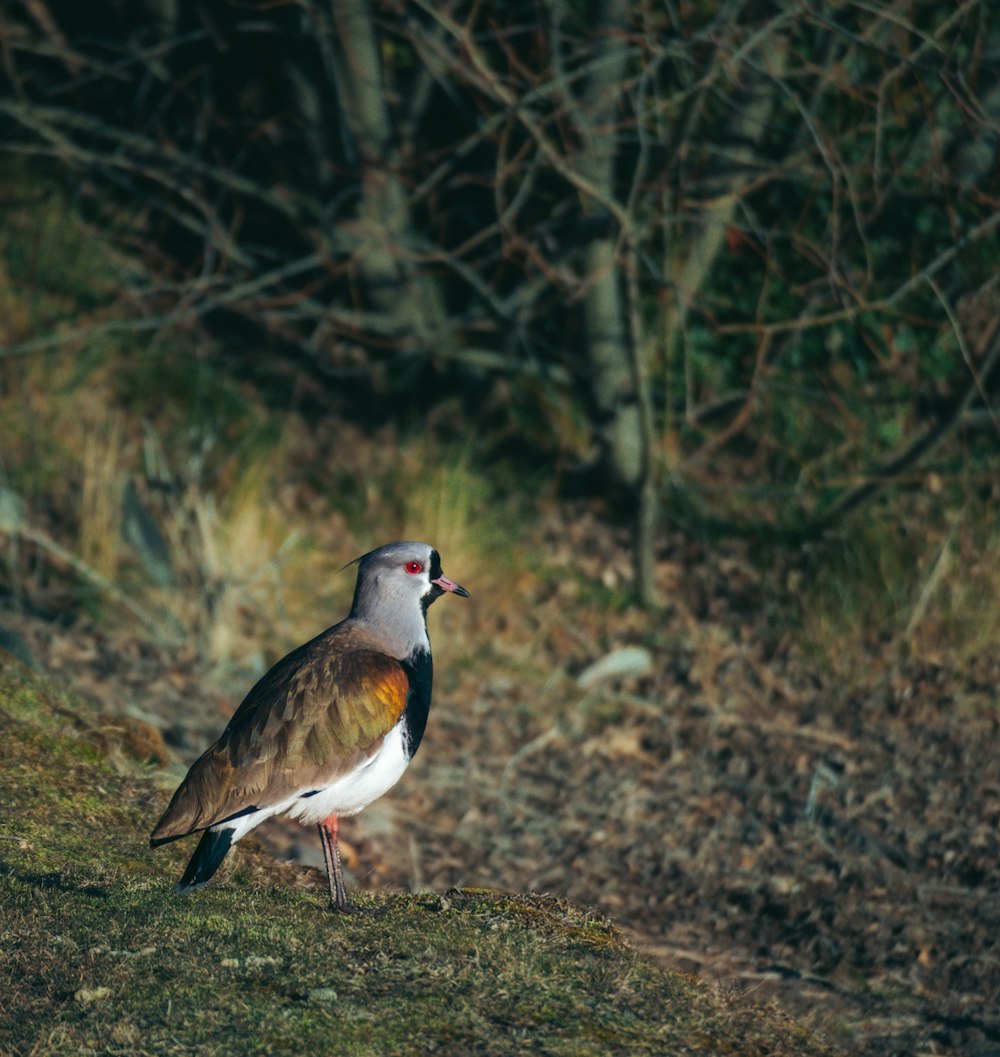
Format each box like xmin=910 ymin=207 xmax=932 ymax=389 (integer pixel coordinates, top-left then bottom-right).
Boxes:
xmin=0 ymin=0 xmax=997 ymax=602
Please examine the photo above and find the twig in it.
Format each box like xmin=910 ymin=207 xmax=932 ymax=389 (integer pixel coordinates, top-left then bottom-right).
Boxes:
xmin=818 ymin=323 xmax=1000 ymax=527
xmin=868 ymin=0 xmax=984 ymax=194
xmin=690 ymin=330 xmax=773 ymax=463
xmin=926 ymin=275 xmax=1000 ymax=436
xmin=711 ymin=712 xmax=857 ymax=752
xmin=714 ymin=209 xmax=1000 ymax=336
xmin=0 ymin=252 xmax=328 ymax=361
xmin=410 ymin=0 xmax=634 ymax=234
xmin=0 ymin=99 xmax=320 ymax=225
xmin=904 ymin=506 xmax=966 ymax=640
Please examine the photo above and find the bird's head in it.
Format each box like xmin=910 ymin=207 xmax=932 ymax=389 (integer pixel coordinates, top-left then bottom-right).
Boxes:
xmin=349 ymin=542 xmax=468 ymax=651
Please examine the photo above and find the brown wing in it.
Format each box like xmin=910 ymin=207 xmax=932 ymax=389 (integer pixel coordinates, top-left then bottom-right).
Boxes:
xmin=150 ymin=640 xmax=409 ymax=845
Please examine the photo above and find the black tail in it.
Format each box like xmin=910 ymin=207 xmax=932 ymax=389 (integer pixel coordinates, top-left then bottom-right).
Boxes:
xmin=178 ymin=826 xmax=234 ymax=892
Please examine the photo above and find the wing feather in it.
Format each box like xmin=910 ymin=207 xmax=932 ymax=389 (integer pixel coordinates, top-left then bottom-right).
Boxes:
xmin=150 ymin=640 xmax=410 ymax=844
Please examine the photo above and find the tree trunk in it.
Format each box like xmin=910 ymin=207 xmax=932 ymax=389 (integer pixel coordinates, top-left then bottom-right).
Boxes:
xmin=663 ymin=32 xmax=788 ymax=424
xmin=571 ymin=1 xmax=660 ymax=606
xmin=329 ymin=0 xmax=448 ymax=361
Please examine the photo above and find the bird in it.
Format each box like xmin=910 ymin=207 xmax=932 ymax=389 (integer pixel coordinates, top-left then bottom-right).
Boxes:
xmin=149 ymin=541 xmax=468 ymax=911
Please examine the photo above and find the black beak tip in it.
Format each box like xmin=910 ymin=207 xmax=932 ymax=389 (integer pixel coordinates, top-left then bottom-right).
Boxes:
xmin=432 ymin=575 xmax=469 ymax=598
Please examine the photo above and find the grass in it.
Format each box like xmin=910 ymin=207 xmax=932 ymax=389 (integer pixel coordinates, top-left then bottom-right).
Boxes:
xmin=796 ymin=488 xmax=1000 ymax=676
xmin=0 ymin=660 xmax=836 ymax=1057
xmin=79 ymin=411 xmax=126 ymax=580
xmin=0 ymin=165 xmax=516 ymax=674
xmin=5 ymin=164 xmax=994 ymax=697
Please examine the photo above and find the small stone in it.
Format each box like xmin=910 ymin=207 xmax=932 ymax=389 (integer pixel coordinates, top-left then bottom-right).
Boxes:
xmin=307 ymin=988 xmax=338 ymax=1004
xmin=577 ymin=647 xmax=654 ymax=688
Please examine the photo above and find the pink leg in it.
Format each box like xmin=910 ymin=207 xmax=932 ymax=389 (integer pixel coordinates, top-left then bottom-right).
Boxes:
xmin=317 ymin=813 xmax=351 ymax=912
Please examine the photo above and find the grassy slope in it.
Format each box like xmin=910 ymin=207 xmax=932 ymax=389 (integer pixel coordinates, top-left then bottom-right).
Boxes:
xmin=0 ymin=660 xmax=834 ymax=1057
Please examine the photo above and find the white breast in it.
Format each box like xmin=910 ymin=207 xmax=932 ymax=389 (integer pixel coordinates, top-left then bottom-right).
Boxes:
xmin=281 ymin=720 xmax=411 ymax=825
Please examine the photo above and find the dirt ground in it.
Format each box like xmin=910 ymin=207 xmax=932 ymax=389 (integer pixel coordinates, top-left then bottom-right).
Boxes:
xmin=5 ymin=513 xmax=998 ymax=1057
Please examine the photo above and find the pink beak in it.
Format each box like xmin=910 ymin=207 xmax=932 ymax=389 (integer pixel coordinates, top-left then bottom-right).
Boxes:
xmin=431 ymin=576 xmax=469 ymax=598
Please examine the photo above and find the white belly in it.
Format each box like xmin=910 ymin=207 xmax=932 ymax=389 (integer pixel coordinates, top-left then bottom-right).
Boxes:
xmin=282 ymin=721 xmax=411 ymax=824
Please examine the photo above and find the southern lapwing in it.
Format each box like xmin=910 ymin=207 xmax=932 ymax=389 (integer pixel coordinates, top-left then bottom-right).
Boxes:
xmin=150 ymin=541 xmax=468 ymax=911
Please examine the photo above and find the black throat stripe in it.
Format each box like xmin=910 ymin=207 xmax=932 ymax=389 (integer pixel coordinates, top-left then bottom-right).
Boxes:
xmin=400 ymin=647 xmax=434 ymax=759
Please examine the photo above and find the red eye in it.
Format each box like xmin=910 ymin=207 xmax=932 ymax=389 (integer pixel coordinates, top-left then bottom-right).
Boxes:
xmin=404 ymin=560 xmax=423 ymax=575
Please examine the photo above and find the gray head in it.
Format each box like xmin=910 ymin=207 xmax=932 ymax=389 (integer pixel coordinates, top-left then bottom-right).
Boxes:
xmin=349 ymin=541 xmax=468 ymax=657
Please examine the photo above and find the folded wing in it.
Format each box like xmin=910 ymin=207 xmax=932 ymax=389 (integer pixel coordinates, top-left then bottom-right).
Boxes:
xmin=150 ymin=642 xmax=410 ymax=845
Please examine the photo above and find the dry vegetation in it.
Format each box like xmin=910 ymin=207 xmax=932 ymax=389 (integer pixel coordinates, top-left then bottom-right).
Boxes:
xmin=2 ymin=163 xmax=999 ymax=1057
xmin=4 ymin=408 xmax=999 ymax=1055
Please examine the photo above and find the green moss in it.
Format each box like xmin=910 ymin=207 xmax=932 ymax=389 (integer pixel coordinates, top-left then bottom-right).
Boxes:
xmin=0 ymin=661 xmax=836 ymax=1057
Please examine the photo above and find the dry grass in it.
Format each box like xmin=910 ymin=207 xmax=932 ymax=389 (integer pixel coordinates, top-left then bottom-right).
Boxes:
xmin=906 ymin=502 xmax=1000 ymax=668
xmin=797 ymin=489 xmax=1000 ymax=677
xmin=4 ymin=165 xmax=992 ymax=693
xmin=79 ymin=411 xmax=126 ymax=579
xmin=360 ymin=441 xmax=518 ymax=663
xmin=149 ymin=452 xmax=313 ymax=666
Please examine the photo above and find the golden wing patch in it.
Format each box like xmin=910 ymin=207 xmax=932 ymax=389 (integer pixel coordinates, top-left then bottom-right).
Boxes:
xmin=150 ymin=647 xmax=411 ymax=841
xmin=279 ymin=650 xmax=410 ymax=765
